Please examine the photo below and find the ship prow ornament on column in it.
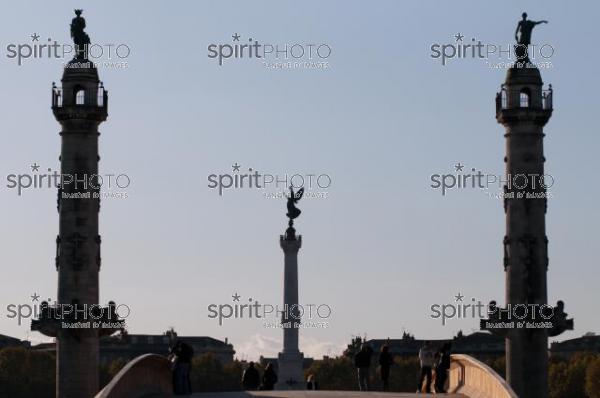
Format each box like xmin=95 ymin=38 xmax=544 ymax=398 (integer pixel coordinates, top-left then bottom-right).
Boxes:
xmin=276 ymin=186 xmax=305 ymax=390
xmin=30 ymin=11 xmax=124 ymax=398
xmin=481 ymin=13 xmax=573 ymax=398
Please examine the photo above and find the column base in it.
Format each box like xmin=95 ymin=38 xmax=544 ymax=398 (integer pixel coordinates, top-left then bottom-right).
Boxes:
xmin=275 ymin=351 xmax=304 ymax=390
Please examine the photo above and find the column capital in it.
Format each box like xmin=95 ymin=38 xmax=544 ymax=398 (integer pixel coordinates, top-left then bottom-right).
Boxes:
xmin=280 ymin=234 xmax=302 ymax=251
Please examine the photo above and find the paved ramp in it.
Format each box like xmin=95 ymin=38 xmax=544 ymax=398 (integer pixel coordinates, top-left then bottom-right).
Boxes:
xmin=164 ymin=391 xmax=466 ymax=398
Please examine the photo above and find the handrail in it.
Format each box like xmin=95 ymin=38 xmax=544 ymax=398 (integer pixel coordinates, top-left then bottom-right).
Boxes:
xmin=448 ymin=354 xmax=517 ymax=398
xmin=94 ymin=354 xmax=173 ymax=398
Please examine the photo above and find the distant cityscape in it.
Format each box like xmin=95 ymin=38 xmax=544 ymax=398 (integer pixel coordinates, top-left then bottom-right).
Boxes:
xmin=2 ymin=329 xmax=598 ymax=366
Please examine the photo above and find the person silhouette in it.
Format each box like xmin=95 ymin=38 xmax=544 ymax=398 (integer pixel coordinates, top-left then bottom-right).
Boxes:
xmin=434 ymin=342 xmax=452 ymax=393
xmin=354 ymin=343 xmax=373 ymax=391
xmin=306 ymin=374 xmax=319 ymax=390
xmin=261 ymin=362 xmax=278 ymax=390
xmin=378 ymin=345 xmax=394 ymax=391
xmin=242 ymin=362 xmax=260 ymax=390
xmin=169 ymin=340 xmax=193 ymax=395
xmin=417 ymin=341 xmax=435 ymax=393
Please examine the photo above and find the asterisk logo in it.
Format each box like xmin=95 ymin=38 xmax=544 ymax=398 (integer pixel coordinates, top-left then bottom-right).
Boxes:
xmin=454 ymin=293 xmax=464 ymax=302
xmin=31 ymin=163 xmax=40 ymax=172
xmin=31 ymin=33 xmax=40 ymax=42
xmin=454 ymin=33 xmax=464 ymax=42
xmin=232 ymin=33 xmax=241 ymax=42
xmin=232 ymin=163 xmax=241 ymax=172
xmin=454 ymin=163 xmax=464 ymax=172
xmin=232 ymin=293 xmax=241 ymax=302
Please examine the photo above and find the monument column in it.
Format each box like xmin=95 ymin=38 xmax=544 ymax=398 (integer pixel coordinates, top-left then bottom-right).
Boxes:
xmin=281 ymin=231 xmax=302 ymax=355
xmin=482 ymin=13 xmax=572 ymax=398
xmin=53 ymin=48 xmax=105 ymax=398
xmin=276 ymin=187 xmax=305 ymax=389
xmin=31 ymin=11 xmax=123 ymax=398
xmin=498 ymin=61 xmax=552 ymax=398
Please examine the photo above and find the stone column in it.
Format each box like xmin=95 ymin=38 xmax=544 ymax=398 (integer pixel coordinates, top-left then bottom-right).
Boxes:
xmin=483 ymin=59 xmax=571 ymax=398
xmin=497 ymin=65 xmax=552 ymax=398
xmin=31 ymin=12 xmax=124 ymax=398
xmin=54 ymin=60 xmax=106 ymax=398
xmin=276 ymin=226 xmax=304 ymax=389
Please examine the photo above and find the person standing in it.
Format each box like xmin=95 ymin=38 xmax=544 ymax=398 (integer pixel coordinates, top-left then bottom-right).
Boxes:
xmin=354 ymin=343 xmax=373 ymax=391
xmin=435 ymin=343 xmax=451 ymax=393
xmin=261 ymin=363 xmax=278 ymax=390
xmin=169 ymin=340 xmax=193 ymax=395
xmin=306 ymin=374 xmax=319 ymax=390
xmin=417 ymin=341 xmax=435 ymax=393
xmin=242 ymin=362 xmax=260 ymax=391
xmin=378 ymin=345 xmax=394 ymax=391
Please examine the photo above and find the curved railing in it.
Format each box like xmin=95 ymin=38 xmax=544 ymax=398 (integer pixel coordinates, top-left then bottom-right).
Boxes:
xmin=94 ymin=354 xmax=173 ymax=398
xmin=448 ymin=354 xmax=517 ymax=398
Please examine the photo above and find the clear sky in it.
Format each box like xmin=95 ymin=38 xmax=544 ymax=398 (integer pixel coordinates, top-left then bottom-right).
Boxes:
xmin=0 ymin=0 xmax=598 ymax=361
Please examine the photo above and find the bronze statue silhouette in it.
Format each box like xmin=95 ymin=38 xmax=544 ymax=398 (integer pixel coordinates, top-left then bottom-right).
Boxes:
xmin=515 ymin=12 xmax=548 ymax=46
xmin=549 ymin=300 xmax=574 ymax=337
xmin=70 ymin=9 xmax=90 ymax=60
xmin=286 ymin=186 xmax=304 ymax=221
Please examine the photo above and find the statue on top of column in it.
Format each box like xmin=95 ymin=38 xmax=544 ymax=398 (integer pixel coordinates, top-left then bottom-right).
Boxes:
xmin=515 ymin=12 xmax=548 ymax=46
xmin=286 ymin=186 xmax=304 ymax=221
xmin=70 ymin=9 xmax=90 ymax=60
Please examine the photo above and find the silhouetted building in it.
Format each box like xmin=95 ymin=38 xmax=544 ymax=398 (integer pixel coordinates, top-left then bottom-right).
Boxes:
xmin=32 ymin=330 xmax=235 ymax=365
xmin=0 ymin=334 xmax=30 ymax=350
xmin=345 ymin=332 xmax=505 ymax=362
xmin=550 ymin=334 xmax=600 ymax=359
xmin=99 ymin=332 xmax=235 ymax=365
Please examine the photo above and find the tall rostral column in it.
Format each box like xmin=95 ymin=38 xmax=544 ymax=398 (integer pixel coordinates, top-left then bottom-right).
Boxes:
xmin=483 ymin=13 xmax=572 ymax=398
xmin=31 ymin=11 xmax=123 ymax=398
xmin=276 ymin=187 xmax=305 ymax=389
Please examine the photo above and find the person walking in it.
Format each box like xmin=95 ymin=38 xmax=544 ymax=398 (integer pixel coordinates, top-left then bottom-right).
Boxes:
xmin=242 ymin=361 xmax=260 ymax=390
xmin=417 ymin=341 xmax=435 ymax=393
xmin=378 ymin=344 xmax=394 ymax=391
xmin=354 ymin=343 xmax=373 ymax=391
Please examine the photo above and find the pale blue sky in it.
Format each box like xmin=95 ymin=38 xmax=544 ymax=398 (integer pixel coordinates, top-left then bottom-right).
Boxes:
xmin=0 ymin=0 xmax=598 ymax=360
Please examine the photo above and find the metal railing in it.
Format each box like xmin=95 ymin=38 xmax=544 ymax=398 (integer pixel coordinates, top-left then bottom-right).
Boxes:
xmin=52 ymin=83 xmax=108 ymax=108
xmin=496 ymin=85 xmax=552 ymax=113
